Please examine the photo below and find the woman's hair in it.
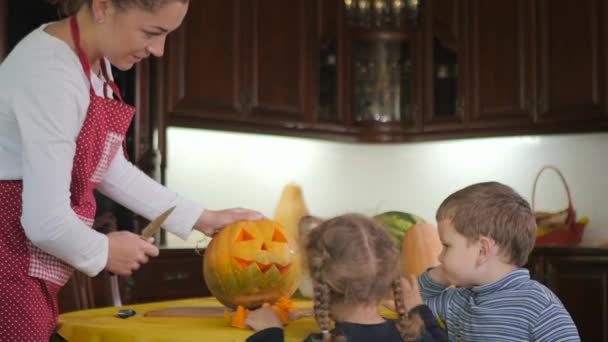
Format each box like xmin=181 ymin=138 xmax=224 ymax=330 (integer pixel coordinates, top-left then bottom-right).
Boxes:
xmin=303 ymin=213 xmax=423 ymax=341
xmin=47 ymin=0 xmax=188 ymax=16
xmin=436 ymin=181 xmax=537 ymax=266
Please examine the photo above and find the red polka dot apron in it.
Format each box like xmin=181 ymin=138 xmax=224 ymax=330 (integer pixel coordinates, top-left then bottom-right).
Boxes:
xmin=0 ymin=16 xmax=135 ymax=341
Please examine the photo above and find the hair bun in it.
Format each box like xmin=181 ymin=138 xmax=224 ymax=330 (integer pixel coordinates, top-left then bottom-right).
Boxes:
xmin=47 ymin=0 xmax=85 ymax=16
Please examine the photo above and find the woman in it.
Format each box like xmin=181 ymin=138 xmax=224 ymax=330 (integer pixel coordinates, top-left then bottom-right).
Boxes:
xmin=0 ymin=0 xmax=261 ymax=340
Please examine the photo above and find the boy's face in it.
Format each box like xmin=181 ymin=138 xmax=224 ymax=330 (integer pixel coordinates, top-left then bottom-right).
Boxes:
xmin=437 ymin=219 xmax=482 ymax=287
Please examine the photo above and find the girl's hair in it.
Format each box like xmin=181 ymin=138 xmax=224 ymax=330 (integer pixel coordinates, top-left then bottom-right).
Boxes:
xmin=304 ymin=213 xmax=423 ymax=341
xmin=47 ymin=0 xmax=188 ymax=16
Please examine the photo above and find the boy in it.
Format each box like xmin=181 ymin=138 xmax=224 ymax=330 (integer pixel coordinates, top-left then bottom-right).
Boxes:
xmin=419 ymin=182 xmax=580 ymax=341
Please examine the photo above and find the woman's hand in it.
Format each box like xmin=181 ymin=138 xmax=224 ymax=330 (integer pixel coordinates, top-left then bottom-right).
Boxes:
xmin=245 ymin=306 xmax=283 ymax=331
xmin=400 ymin=274 xmax=424 ymax=311
xmin=106 ymin=231 xmax=159 ymax=276
xmin=194 ymin=208 xmax=263 ymax=236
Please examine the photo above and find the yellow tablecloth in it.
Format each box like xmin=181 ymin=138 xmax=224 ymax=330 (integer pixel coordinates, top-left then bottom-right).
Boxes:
xmin=58 ymin=297 xmax=317 ymax=342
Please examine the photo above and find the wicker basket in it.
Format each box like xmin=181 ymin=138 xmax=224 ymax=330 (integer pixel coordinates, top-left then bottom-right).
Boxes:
xmin=532 ymin=165 xmax=586 ymax=246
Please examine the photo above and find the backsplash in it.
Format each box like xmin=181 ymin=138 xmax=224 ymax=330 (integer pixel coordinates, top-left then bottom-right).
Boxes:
xmin=164 ymin=128 xmax=608 ymax=248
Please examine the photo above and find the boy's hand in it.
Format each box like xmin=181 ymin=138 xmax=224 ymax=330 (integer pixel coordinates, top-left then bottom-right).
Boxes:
xmin=429 ymin=265 xmax=450 ymax=286
xmin=400 ymin=275 xmax=424 ymax=311
xmin=245 ymin=306 xmax=283 ymax=331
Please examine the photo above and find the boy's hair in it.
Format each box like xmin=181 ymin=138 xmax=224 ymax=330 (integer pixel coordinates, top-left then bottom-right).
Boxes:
xmin=436 ymin=182 xmax=537 ymax=266
xmin=303 ymin=213 xmax=423 ymax=341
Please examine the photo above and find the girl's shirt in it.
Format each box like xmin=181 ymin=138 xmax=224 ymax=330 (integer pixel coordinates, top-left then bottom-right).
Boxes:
xmin=0 ymin=24 xmax=203 ymax=277
xmin=246 ymin=305 xmax=448 ymax=342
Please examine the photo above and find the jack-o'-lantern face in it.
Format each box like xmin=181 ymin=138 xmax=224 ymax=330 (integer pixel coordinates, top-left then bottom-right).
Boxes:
xmin=203 ymin=219 xmax=301 ymax=309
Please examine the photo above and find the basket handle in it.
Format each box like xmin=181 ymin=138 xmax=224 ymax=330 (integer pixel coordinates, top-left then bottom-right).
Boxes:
xmin=531 ymin=165 xmax=575 ymax=225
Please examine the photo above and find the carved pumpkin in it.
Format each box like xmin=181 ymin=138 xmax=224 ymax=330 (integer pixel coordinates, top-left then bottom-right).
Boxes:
xmin=203 ymin=219 xmax=301 ymax=309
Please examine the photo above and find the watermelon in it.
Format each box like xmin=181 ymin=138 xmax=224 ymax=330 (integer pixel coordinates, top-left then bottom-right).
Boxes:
xmin=373 ymin=211 xmax=426 ymax=251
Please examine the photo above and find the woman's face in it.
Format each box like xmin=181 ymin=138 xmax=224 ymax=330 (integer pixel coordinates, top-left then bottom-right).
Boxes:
xmin=95 ymin=1 xmax=188 ymax=70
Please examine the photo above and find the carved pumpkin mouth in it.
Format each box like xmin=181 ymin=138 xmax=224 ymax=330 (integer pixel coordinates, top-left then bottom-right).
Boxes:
xmin=233 ymin=257 xmax=291 ymax=275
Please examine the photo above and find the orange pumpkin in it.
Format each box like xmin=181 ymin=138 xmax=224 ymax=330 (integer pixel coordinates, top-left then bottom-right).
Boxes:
xmin=203 ymin=219 xmax=301 ymax=309
xmin=401 ymin=223 xmax=442 ymax=276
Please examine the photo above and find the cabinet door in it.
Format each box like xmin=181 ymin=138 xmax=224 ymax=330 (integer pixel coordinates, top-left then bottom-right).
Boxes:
xmin=247 ymin=0 xmax=314 ymax=123
xmin=544 ymin=257 xmax=608 ymax=342
xmin=423 ymin=0 xmax=465 ymax=131
xmin=468 ymin=0 xmax=535 ymax=128
xmin=163 ymin=0 xmax=248 ymax=121
xmin=128 ymin=249 xmax=210 ymax=304
xmin=537 ymin=0 xmax=607 ymax=122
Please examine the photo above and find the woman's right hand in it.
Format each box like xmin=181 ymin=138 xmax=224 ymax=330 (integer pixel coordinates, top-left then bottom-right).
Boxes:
xmin=106 ymin=231 xmax=159 ymax=276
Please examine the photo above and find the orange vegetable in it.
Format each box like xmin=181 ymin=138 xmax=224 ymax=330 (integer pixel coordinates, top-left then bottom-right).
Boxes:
xmin=204 ymin=219 xmax=301 ymax=309
xmin=224 ymin=297 xmax=295 ymax=329
xmin=229 ymin=306 xmax=248 ymax=329
xmin=401 ymin=223 xmax=442 ymax=276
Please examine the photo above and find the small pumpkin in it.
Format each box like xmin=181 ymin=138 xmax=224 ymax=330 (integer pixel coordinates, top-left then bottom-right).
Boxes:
xmin=203 ymin=219 xmax=301 ymax=309
xmin=401 ymin=223 xmax=442 ymax=276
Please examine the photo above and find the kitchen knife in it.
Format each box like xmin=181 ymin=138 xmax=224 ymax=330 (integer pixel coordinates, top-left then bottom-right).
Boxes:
xmin=141 ymin=206 xmax=176 ymax=238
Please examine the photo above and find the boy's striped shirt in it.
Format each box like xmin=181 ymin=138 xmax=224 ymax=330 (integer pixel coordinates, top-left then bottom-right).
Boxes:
xmin=419 ymin=269 xmax=580 ymax=341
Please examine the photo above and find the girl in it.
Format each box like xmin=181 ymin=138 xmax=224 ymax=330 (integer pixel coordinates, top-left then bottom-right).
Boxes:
xmin=246 ymin=214 xmax=447 ymax=342
xmin=0 ymin=0 xmax=261 ymax=340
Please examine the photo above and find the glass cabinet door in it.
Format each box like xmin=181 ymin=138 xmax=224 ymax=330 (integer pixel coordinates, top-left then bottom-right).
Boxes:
xmin=352 ymin=38 xmax=413 ymax=122
xmin=423 ymin=0 xmax=463 ymax=128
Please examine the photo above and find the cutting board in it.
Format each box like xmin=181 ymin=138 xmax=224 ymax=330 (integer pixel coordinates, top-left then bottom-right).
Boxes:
xmin=144 ymin=306 xmax=227 ymax=318
xmin=144 ymin=306 xmax=314 ymax=319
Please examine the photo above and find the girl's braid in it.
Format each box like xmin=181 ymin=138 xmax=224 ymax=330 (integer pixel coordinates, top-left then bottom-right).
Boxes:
xmin=313 ymin=269 xmax=332 ymax=342
xmin=392 ymin=278 xmax=424 ymax=341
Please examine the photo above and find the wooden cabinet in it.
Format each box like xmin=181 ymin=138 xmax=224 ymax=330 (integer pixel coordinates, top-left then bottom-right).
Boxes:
xmin=156 ymin=0 xmax=608 ymax=142
xmin=248 ymin=0 xmax=314 ymax=123
xmin=422 ymin=0 xmax=464 ymax=131
xmin=58 ymin=249 xmax=209 ymax=312
xmin=536 ymin=0 xmax=607 ymax=123
xmin=162 ymin=0 xmax=316 ymax=132
xmin=125 ymin=248 xmax=211 ymax=304
xmin=467 ymin=0 xmax=535 ymax=128
xmin=527 ymin=247 xmax=608 ymax=342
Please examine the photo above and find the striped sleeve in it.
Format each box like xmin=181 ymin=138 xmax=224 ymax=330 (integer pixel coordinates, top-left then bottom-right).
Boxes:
xmin=418 ymin=270 xmax=457 ymax=321
xmin=532 ymin=303 xmax=580 ymax=342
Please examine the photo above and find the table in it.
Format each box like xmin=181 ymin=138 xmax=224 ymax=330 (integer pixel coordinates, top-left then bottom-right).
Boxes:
xmin=58 ymin=297 xmax=318 ymax=341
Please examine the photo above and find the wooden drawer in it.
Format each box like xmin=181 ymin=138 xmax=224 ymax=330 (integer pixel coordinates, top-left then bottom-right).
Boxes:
xmin=127 ymin=248 xmax=211 ymax=303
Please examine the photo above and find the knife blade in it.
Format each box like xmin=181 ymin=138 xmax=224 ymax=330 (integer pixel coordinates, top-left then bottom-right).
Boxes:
xmin=141 ymin=206 xmax=176 ymax=238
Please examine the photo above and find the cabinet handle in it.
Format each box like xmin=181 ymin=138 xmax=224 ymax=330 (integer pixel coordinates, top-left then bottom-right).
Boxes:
xmin=538 ymin=96 xmax=546 ymax=114
xmin=239 ymin=91 xmax=248 ymax=107
xmin=456 ymin=98 xmax=465 ymax=115
xmin=162 ymin=271 xmax=191 ymax=282
xmin=527 ymin=98 xmax=535 ymax=112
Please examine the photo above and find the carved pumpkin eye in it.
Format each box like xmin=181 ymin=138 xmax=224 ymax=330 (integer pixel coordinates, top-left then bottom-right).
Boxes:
xmin=272 ymin=229 xmax=287 ymax=243
xmin=235 ymin=229 xmax=255 ymax=242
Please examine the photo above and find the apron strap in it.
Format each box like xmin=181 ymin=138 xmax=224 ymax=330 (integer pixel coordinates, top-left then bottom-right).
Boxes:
xmin=69 ymin=16 xmax=124 ymax=102
xmin=69 ymin=16 xmax=94 ymax=96
xmin=100 ymin=59 xmax=124 ymax=102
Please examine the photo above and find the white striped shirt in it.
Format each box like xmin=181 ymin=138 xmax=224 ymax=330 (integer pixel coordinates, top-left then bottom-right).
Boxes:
xmin=419 ymin=268 xmax=580 ymax=341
